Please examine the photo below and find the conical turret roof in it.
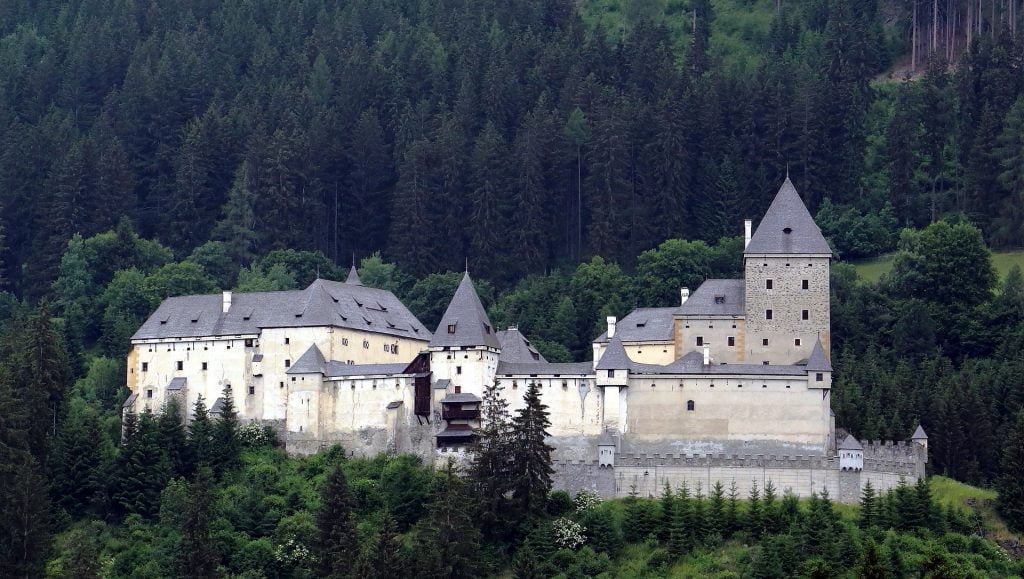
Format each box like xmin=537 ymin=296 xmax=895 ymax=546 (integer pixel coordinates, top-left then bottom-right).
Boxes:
xmin=428 ymin=272 xmax=501 ymax=349
xmin=745 ymin=178 xmax=832 ymax=255
xmin=345 ymin=265 xmax=362 ymax=285
xmin=838 ymin=434 xmax=863 ymax=451
xmin=595 ymin=335 xmax=633 ymax=370
xmin=805 ymin=338 xmax=832 ymax=372
xmin=912 ymin=425 xmax=928 ymax=440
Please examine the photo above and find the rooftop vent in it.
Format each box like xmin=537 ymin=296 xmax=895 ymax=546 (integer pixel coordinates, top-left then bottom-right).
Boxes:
xmin=783 ymin=227 xmax=793 ymax=234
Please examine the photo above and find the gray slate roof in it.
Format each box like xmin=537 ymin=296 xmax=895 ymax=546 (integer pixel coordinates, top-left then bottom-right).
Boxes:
xmin=133 ymin=278 xmax=431 ymax=341
xmin=167 ymin=377 xmax=187 ymax=391
xmin=678 ymin=279 xmax=745 ymax=317
xmin=428 ymin=272 xmax=501 ymax=349
xmin=594 ymin=307 xmax=677 ymax=343
xmin=805 ymin=339 xmax=832 ymax=372
xmin=287 ymin=345 xmax=327 ymax=374
xmin=745 ymin=178 xmax=832 ymax=255
xmin=436 ymin=426 xmax=475 ymax=438
xmin=595 ymin=336 xmax=633 ymax=370
xmin=598 ymin=430 xmax=615 ymax=446
xmin=433 ymin=378 xmax=452 ymax=390
xmin=497 ymin=327 xmax=547 ymax=363
xmin=386 ymin=400 xmax=403 ymax=409
xmin=324 ymin=362 xmax=410 ymax=377
xmin=838 ymin=434 xmax=864 ymax=450
xmin=123 ymin=393 xmax=138 ymax=409
xmin=210 ymin=397 xmax=225 ymax=415
xmin=440 ymin=393 xmax=482 ymax=404
xmin=345 ymin=266 xmax=362 ymax=286
xmin=912 ymin=425 xmax=928 ymax=440
xmin=496 ymin=361 xmax=593 ymax=375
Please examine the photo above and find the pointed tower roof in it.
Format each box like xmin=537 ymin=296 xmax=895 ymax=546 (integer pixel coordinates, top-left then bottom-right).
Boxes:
xmin=912 ymin=425 xmax=928 ymax=440
xmin=805 ymin=338 xmax=832 ymax=372
xmin=428 ymin=272 xmax=501 ymax=349
xmin=287 ymin=344 xmax=327 ymax=374
xmin=595 ymin=335 xmax=633 ymax=370
xmin=345 ymin=265 xmax=363 ymax=286
xmin=745 ymin=178 xmax=832 ymax=255
xmin=838 ymin=434 xmax=864 ymax=451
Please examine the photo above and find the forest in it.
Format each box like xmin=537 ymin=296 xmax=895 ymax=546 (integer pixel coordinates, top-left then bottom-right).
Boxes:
xmin=2 ymin=0 xmax=1024 ymax=576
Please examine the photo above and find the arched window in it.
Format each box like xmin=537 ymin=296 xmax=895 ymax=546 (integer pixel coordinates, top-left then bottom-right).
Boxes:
xmin=686 ymin=400 xmax=695 ymax=411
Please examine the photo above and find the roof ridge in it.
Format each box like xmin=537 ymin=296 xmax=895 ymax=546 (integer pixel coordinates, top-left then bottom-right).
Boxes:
xmin=745 ymin=179 xmax=832 ymax=255
xmin=428 ymin=272 xmax=500 ymax=349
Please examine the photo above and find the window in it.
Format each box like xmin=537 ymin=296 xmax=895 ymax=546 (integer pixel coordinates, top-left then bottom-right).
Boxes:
xmin=794 ymin=339 xmax=801 ymax=347
xmin=456 ymin=366 xmax=462 ymax=375
xmin=714 ymin=295 xmax=725 ymax=304
xmin=765 ymin=309 xmax=773 ymax=320
xmin=763 ymin=361 xmax=770 ymax=365
xmin=696 ymin=336 xmax=704 ymax=346
xmin=342 ymin=338 xmax=349 ymax=346
xmin=802 ymin=279 xmax=809 ymax=290
xmin=176 ymin=361 xmax=183 ymax=371
xmin=279 ymin=382 xmax=284 ymax=388
xmin=802 ymin=310 xmax=809 ymax=320
xmin=765 ymin=279 xmax=773 ymax=290
xmin=686 ymin=400 xmax=695 ymax=411
xmin=146 ymin=389 xmax=153 ymax=399
xmin=762 ymin=338 xmax=769 ymax=346
xmin=484 ymin=324 xmax=491 ymax=334
xmin=447 ymin=324 xmax=456 ymax=334
xmin=249 ymin=384 xmax=255 ymax=395
xmin=202 ymin=362 xmax=208 ymax=371
xmin=142 ymin=362 xmax=149 ymax=372
xmin=607 ymin=369 xmax=615 ymax=378
xmin=285 ymin=337 xmax=290 ymax=345
xmin=285 ymin=359 xmax=291 ymax=368
xmin=816 ymin=373 xmax=824 ymax=382
xmin=384 ymin=344 xmax=389 ymax=352
xmin=531 ymin=352 xmax=540 ymax=360
xmin=728 ymin=337 xmax=735 ymax=347
xmin=244 ymin=339 xmax=253 ymax=347
xmin=512 ymin=380 xmax=518 ymax=389
xmin=362 ymin=340 xmax=369 ymax=349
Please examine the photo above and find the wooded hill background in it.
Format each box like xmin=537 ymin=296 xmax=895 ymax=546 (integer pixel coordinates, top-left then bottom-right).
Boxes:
xmin=0 ymin=0 xmax=1023 ymax=296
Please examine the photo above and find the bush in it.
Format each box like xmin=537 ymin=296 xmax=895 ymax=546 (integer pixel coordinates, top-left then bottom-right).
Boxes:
xmin=547 ymin=491 xmax=574 ymax=516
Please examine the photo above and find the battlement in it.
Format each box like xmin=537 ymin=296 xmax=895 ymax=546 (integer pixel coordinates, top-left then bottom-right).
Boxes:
xmin=860 ymin=439 xmax=925 ymax=465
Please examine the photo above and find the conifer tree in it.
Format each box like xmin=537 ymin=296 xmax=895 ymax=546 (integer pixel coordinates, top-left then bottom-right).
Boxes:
xmin=707 ymin=481 xmax=726 ymax=539
xmin=690 ymin=483 xmax=708 ymax=546
xmin=668 ymin=483 xmax=692 ymax=556
xmin=469 ymin=381 xmax=514 ymax=541
xmin=725 ymin=480 xmax=740 ymax=536
xmin=113 ymin=408 xmax=169 ymax=519
xmin=355 ymin=511 xmax=402 ymax=579
xmin=212 ymin=385 xmax=240 ymax=475
xmin=156 ymin=397 xmax=189 ymax=479
xmin=510 ymin=381 xmax=554 ymax=521
xmin=762 ymin=480 xmax=778 ymax=535
xmin=177 ymin=466 xmax=218 ymax=578
xmin=859 ymin=480 xmax=878 ymax=530
xmin=49 ymin=403 xmax=107 ymax=517
xmin=412 ymin=462 xmax=483 ymax=578
xmin=188 ymin=395 xmax=214 ymax=469
xmin=317 ymin=464 xmax=358 ymax=578
xmin=996 ymin=410 xmax=1024 ymax=531
xmin=746 ymin=482 xmax=763 ymax=538
xmin=0 ymin=455 xmax=50 ymax=578
xmin=658 ymin=481 xmax=675 ymax=542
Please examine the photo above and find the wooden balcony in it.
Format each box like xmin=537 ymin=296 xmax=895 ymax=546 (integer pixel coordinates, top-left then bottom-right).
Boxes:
xmin=442 ymin=408 xmax=480 ymax=421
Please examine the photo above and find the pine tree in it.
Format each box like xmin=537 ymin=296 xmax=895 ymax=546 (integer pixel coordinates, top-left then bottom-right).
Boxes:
xmin=412 ymin=462 xmax=483 ymax=578
xmin=0 ymin=456 xmax=50 ymax=579
xmin=48 ymin=403 xmax=107 ymax=518
xmin=9 ymin=303 xmax=70 ymax=459
xmin=746 ymin=482 xmax=763 ymax=538
xmin=355 ymin=512 xmax=403 ymax=579
xmin=996 ymin=410 xmax=1024 ymax=532
xmin=188 ymin=395 xmax=214 ymax=469
xmin=212 ymin=385 xmax=240 ymax=476
xmin=468 ymin=381 xmax=515 ymax=541
xmin=113 ymin=408 xmax=169 ymax=519
xmin=156 ymin=397 xmax=189 ymax=479
xmin=658 ymin=481 xmax=675 ymax=542
xmin=856 ymin=539 xmax=890 ymax=579
xmin=668 ymin=483 xmax=692 ymax=556
xmin=511 ymin=381 xmax=554 ymax=521
xmin=762 ymin=480 xmax=778 ymax=535
xmin=859 ymin=480 xmax=878 ymax=530
xmin=177 ymin=467 xmax=218 ymax=578
xmin=707 ymin=481 xmax=726 ymax=539
xmin=725 ymin=480 xmax=740 ymax=536
xmin=317 ymin=464 xmax=358 ymax=578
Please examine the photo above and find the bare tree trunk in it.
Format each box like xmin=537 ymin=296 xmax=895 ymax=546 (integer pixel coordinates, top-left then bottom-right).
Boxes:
xmin=934 ymin=0 xmax=939 ymax=53
xmin=913 ymin=0 xmax=918 ymax=72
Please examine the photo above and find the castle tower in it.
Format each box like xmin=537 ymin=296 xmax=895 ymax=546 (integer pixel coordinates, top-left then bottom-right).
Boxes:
xmin=743 ymin=178 xmax=832 ymax=364
xmin=595 ymin=335 xmax=631 ymax=433
xmin=427 ymin=272 xmax=501 ymax=397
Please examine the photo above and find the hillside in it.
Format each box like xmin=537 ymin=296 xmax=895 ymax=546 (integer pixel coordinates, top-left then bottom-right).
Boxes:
xmin=853 ymin=250 xmax=1024 ymax=283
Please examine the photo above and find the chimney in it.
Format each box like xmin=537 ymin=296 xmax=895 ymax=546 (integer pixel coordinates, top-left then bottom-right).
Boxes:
xmin=703 ymin=344 xmax=711 ymax=365
xmin=744 ymin=219 xmax=752 ymax=249
xmin=606 ymin=316 xmax=616 ymax=338
xmin=680 ymin=287 xmax=690 ymax=306
xmin=222 ymin=291 xmax=232 ymax=314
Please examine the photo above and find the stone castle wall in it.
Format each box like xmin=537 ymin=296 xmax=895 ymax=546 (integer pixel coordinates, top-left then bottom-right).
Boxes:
xmin=744 ymin=256 xmax=831 ymax=364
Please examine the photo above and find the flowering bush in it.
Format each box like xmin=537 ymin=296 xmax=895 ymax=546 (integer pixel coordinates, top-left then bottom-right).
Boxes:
xmin=552 ymin=517 xmax=586 ymax=550
xmin=574 ymin=490 xmax=602 ymax=513
xmin=239 ymin=422 xmax=278 ymax=447
xmin=274 ymin=538 xmax=313 ymax=566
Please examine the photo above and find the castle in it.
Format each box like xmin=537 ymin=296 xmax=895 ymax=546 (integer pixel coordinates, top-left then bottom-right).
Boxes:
xmin=125 ymin=179 xmax=927 ymax=502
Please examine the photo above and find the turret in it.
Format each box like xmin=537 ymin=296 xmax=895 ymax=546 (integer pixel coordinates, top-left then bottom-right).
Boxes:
xmin=427 ymin=272 xmax=500 ymax=395
xmin=838 ymin=434 xmax=864 ymax=471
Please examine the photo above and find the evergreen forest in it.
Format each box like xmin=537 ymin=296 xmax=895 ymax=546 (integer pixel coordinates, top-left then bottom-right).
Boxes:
xmin=2 ymin=0 xmax=1024 ymax=576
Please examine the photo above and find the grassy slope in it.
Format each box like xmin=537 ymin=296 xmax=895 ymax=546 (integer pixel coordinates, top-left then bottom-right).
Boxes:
xmin=851 ymin=250 xmax=1024 ymax=283
xmin=930 ymin=475 xmax=1020 ymax=544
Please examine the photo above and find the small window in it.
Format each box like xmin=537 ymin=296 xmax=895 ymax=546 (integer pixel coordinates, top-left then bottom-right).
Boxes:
xmin=456 ymin=366 xmax=462 ymax=375
xmin=765 ymin=309 xmax=773 ymax=320
xmin=728 ymin=337 xmax=735 ymax=347
xmin=802 ymin=279 xmax=809 ymax=290
xmin=142 ymin=362 xmax=149 ymax=372
xmin=531 ymin=352 xmax=540 ymax=360
xmin=362 ymin=340 xmax=369 ymax=349
xmin=146 ymin=389 xmax=153 ymax=399
xmin=244 ymin=339 xmax=253 ymax=347
xmin=816 ymin=373 xmax=824 ymax=382
xmin=512 ymin=380 xmax=518 ymax=389
xmin=176 ymin=361 xmax=183 ymax=371
xmin=447 ymin=324 xmax=456 ymax=334
xmin=794 ymin=339 xmax=801 ymax=347
xmin=783 ymin=227 xmax=792 ymax=234
xmin=607 ymin=369 xmax=615 ymax=378
xmin=342 ymin=338 xmax=349 ymax=346
xmin=696 ymin=336 xmax=704 ymax=346
xmin=279 ymin=382 xmax=284 ymax=388
xmin=249 ymin=385 xmax=255 ymax=395
xmin=714 ymin=295 xmax=725 ymax=304
xmin=285 ymin=337 xmax=290 ymax=345
xmin=762 ymin=338 xmax=769 ymax=346
xmin=285 ymin=359 xmax=291 ymax=368
xmin=763 ymin=361 xmax=770 ymax=365
xmin=484 ymin=325 xmax=491 ymax=334
xmin=686 ymin=400 xmax=695 ymax=411
xmin=765 ymin=279 xmax=773 ymax=290
xmin=802 ymin=310 xmax=809 ymax=320
xmin=202 ymin=362 xmax=208 ymax=371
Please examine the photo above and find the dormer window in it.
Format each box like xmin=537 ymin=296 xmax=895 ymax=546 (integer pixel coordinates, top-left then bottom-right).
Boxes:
xmin=531 ymin=352 xmax=540 ymax=360
xmin=484 ymin=324 xmax=491 ymax=334
xmin=607 ymin=370 xmax=615 ymax=378
xmin=714 ymin=296 xmax=725 ymax=304
xmin=783 ymin=227 xmax=792 ymax=234
xmin=447 ymin=324 xmax=456 ymax=334
xmin=816 ymin=373 xmax=824 ymax=382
